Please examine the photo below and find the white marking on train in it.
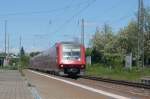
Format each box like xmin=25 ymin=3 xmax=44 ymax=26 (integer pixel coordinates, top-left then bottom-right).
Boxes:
xmin=29 ymin=70 xmax=131 ymax=99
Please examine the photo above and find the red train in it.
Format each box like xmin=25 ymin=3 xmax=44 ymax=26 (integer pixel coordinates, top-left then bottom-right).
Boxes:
xmin=30 ymin=42 xmax=86 ymax=76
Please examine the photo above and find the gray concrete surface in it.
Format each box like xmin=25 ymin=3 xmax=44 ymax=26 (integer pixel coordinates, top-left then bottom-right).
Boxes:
xmin=25 ymin=70 xmax=126 ymax=99
xmin=25 ymin=70 xmax=150 ymax=99
xmin=0 ymin=69 xmax=34 ymax=99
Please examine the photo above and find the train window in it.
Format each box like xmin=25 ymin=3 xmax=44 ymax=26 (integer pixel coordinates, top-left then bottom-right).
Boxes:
xmin=62 ymin=44 xmax=81 ymax=60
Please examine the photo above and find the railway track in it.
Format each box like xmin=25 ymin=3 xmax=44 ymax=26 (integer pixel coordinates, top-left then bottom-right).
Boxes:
xmin=81 ymin=75 xmax=150 ymax=89
xmin=30 ymin=69 xmax=150 ymax=89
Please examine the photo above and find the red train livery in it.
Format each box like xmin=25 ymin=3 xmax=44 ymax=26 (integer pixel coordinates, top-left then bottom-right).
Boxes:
xmin=30 ymin=42 xmax=86 ymax=76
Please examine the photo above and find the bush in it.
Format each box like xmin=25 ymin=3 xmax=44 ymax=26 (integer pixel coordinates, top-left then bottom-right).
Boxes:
xmin=86 ymin=63 xmax=150 ymax=81
xmin=20 ymin=55 xmax=30 ymax=69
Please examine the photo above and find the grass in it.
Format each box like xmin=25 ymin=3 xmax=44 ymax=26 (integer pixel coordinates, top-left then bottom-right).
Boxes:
xmin=0 ymin=65 xmax=25 ymax=76
xmin=19 ymin=68 xmax=25 ymax=76
xmin=0 ymin=65 xmax=18 ymax=70
xmin=85 ymin=64 xmax=150 ymax=82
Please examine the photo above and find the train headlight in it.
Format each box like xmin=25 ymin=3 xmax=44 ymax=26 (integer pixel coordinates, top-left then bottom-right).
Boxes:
xmin=60 ymin=64 xmax=63 ymax=68
xmin=81 ymin=65 xmax=84 ymax=68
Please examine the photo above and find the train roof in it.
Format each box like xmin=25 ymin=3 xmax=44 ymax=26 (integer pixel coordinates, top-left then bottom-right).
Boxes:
xmin=31 ymin=41 xmax=82 ymax=60
xmin=56 ymin=41 xmax=81 ymax=45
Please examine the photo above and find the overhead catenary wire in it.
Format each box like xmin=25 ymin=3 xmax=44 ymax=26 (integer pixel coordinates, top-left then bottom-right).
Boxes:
xmin=0 ymin=0 xmax=90 ymax=17
xmin=2 ymin=0 xmax=141 ymax=52
xmin=52 ymin=0 xmax=96 ymax=34
xmin=91 ymin=0 xmax=125 ymax=19
xmin=32 ymin=0 xmax=96 ymax=44
xmin=89 ymin=0 xmax=137 ymax=27
xmin=50 ymin=0 xmax=134 ymax=46
xmin=0 ymin=0 xmax=93 ymax=50
xmin=109 ymin=13 xmax=135 ymax=24
xmin=29 ymin=0 xmax=94 ymax=38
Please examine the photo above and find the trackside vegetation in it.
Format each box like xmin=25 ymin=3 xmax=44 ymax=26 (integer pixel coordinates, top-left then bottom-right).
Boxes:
xmin=86 ymin=64 xmax=150 ymax=81
xmin=85 ymin=7 xmax=150 ymax=81
xmin=87 ymin=7 xmax=150 ymax=67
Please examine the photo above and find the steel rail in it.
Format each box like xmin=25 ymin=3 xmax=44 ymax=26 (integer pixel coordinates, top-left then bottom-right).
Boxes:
xmin=81 ymin=75 xmax=150 ymax=89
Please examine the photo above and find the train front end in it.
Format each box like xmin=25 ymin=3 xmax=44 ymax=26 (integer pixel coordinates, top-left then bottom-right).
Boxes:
xmin=58 ymin=42 xmax=86 ymax=76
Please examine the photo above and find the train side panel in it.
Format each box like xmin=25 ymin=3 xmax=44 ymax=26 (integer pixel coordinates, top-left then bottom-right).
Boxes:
xmin=30 ymin=45 xmax=58 ymax=72
xmin=30 ymin=42 xmax=86 ymax=76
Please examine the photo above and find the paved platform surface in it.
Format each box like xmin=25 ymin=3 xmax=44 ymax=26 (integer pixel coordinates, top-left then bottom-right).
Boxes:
xmin=25 ymin=70 xmax=132 ymax=99
xmin=0 ymin=69 xmax=34 ymax=99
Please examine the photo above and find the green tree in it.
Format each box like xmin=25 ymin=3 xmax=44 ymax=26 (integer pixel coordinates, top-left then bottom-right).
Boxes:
xmin=90 ymin=7 xmax=150 ymax=66
xmin=30 ymin=51 xmax=40 ymax=57
xmin=20 ymin=47 xmax=25 ymax=57
xmin=19 ymin=46 xmax=30 ymax=68
xmin=91 ymin=24 xmax=121 ymax=66
xmin=117 ymin=7 xmax=150 ymax=66
xmin=144 ymin=7 xmax=150 ymax=65
xmin=90 ymin=26 xmax=105 ymax=63
xmin=117 ymin=21 xmax=138 ymax=66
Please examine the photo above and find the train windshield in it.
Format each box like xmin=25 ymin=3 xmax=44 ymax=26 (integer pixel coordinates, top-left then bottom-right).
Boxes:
xmin=62 ymin=44 xmax=81 ymax=60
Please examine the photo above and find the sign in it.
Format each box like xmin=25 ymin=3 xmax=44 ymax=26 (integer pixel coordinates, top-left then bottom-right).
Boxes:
xmin=125 ymin=53 xmax=132 ymax=69
xmin=86 ymin=56 xmax=91 ymax=65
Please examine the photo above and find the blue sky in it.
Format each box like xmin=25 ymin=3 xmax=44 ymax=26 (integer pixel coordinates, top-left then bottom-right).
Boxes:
xmin=0 ymin=0 xmax=149 ymax=53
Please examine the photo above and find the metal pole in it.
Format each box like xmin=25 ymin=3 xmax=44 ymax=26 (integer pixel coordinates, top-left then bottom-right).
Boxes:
xmin=19 ymin=35 xmax=22 ymax=50
xmin=81 ymin=18 xmax=84 ymax=46
xmin=104 ymin=24 xmax=107 ymax=65
xmin=7 ymin=33 xmax=9 ymax=57
xmin=137 ymin=0 xmax=145 ymax=68
xmin=137 ymin=0 xmax=140 ymax=67
xmin=19 ymin=35 xmax=22 ymax=70
xmin=4 ymin=20 xmax=7 ymax=57
xmin=141 ymin=0 xmax=144 ymax=68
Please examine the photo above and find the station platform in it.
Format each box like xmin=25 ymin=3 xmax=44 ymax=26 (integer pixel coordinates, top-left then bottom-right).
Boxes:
xmin=0 ymin=69 xmax=34 ymax=99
